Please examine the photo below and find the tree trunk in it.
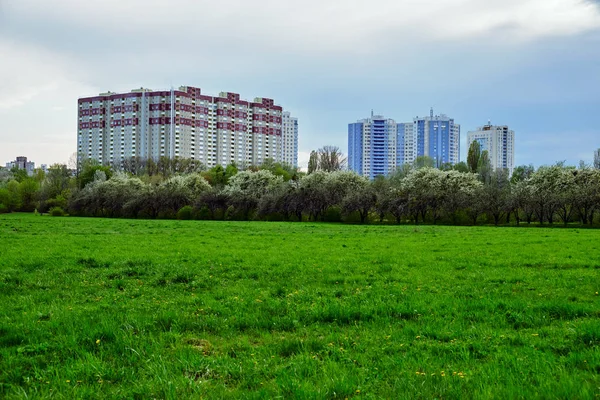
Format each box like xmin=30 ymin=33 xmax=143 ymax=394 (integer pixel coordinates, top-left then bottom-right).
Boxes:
xmin=493 ymin=213 xmax=501 ymax=226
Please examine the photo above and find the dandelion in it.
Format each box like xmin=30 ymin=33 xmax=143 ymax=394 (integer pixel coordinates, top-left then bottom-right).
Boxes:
xmin=96 ymin=339 xmax=101 ymax=344
xmin=356 ymin=390 xmax=361 ymax=394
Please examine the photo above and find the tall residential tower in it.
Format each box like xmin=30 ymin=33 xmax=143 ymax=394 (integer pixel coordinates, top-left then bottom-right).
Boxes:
xmin=349 ymin=109 xmax=460 ymax=178
xmin=282 ymin=111 xmax=299 ymax=168
xmin=77 ymin=86 xmax=298 ymax=168
xmin=467 ymin=123 xmax=515 ymax=175
xmin=409 ymin=109 xmax=460 ymax=167
xmin=348 ymin=114 xmax=398 ymax=179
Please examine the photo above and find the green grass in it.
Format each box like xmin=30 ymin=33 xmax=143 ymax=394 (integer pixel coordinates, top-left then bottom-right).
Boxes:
xmin=0 ymin=213 xmax=599 ymax=399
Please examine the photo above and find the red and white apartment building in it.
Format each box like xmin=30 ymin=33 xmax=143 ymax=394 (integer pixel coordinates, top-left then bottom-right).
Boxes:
xmin=77 ymin=86 xmax=298 ymax=168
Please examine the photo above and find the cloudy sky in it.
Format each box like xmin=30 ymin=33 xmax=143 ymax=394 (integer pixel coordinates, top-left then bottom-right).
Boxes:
xmin=1 ymin=0 xmax=599 ymax=169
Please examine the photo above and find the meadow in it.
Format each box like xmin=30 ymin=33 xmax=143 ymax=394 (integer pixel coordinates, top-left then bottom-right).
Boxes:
xmin=0 ymin=214 xmax=599 ymax=399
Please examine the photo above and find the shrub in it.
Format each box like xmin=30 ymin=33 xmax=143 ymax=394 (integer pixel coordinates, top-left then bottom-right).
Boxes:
xmin=49 ymin=207 xmax=66 ymax=217
xmin=194 ymin=206 xmax=212 ymax=220
xmin=0 ymin=204 xmax=7 ymax=214
xmin=177 ymin=205 xmax=194 ymax=220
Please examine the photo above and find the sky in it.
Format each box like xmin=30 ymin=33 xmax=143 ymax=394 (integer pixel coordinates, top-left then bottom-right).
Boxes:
xmin=1 ymin=0 xmax=599 ymax=170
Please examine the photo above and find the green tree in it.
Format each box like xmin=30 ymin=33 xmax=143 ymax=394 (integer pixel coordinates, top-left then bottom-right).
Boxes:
xmin=341 ymin=186 xmax=376 ymax=223
xmin=224 ymin=170 xmax=283 ymax=219
xmin=10 ymin=166 xmax=29 ymax=183
xmin=413 ymin=156 xmax=435 ymax=170
xmin=307 ymin=151 xmax=319 ymax=174
xmin=77 ymin=160 xmax=112 ymax=189
xmin=452 ymin=162 xmax=469 ymax=173
xmin=43 ymin=164 xmax=72 ymax=199
xmin=0 ymin=181 xmax=21 ymax=212
xmin=511 ymin=164 xmax=535 ymax=184
xmin=480 ymin=169 xmax=511 ymax=225
xmin=478 ymin=150 xmax=492 ymax=183
xmin=18 ymin=178 xmax=40 ymax=211
xmin=467 ymin=141 xmax=481 ymax=173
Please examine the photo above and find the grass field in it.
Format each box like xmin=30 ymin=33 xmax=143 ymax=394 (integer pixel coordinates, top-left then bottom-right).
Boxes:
xmin=0 ymin=214 xmax=599 ymax=399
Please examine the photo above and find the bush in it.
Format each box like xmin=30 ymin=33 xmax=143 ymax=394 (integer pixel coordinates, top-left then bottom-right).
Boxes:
xmin=177 ymin=206 xmax=194 ymax=220
xmin=194 ymin=206 xmax=212 ymax=220
xmin=0 ymin=204 xmax=7 ymax=214
xmin=49 ymin=207 xmax=66 ymax=217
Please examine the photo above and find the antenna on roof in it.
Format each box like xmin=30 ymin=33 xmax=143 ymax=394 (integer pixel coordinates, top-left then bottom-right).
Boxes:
xmin=430 ymin=107 xmax=434 ymax=118
xmin=371 ymin=109 xmax=374 ymax=118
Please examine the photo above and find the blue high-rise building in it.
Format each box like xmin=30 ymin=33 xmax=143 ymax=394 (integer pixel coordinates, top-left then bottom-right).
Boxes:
xmin=412 ymin=109 xmax=460 ymax=167
xmin=348 ymin=114 xmax=398 ymax=179
xmin=348 ymin=109 xmax=460 ymax=179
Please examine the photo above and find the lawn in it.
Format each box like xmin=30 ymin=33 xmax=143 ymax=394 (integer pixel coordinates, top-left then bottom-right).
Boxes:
xmin=0 ymin=213 xmax=599 ymax=399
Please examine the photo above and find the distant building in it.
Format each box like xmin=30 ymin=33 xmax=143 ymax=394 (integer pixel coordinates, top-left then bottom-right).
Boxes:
xmin=348 ymin=114 xmax=398 ymax=179
xmin=406 ymin=109 xmax=460 ymax=167
xmin=467 ymin=123 xmax=515 ymax=175
xmin=77 ymin=86 xmax=296 ymax=168
xmin=397 ymin=122 xmax=416 ymax=166
xmin=281 ymin=111 xmax=299 ymax=168
xmin=6 ymin=156 xmax=35 ymax=176
xmin=349 ymin=109 xmax=461 ymax=178
xmin=594 ymin=148 xmax=600 ymax=169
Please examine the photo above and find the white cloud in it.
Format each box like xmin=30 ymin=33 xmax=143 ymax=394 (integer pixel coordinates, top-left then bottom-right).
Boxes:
xmin=5 ymin=0 xmax=600 ymax=54
xmin=0 ymin=40 xmax=97 ymax=109
xmin=0 ymin=39 xmax=101 ymax=164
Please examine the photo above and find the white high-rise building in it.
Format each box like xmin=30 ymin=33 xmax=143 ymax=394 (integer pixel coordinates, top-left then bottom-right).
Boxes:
xmin=77 ymin=86 xmax=296 ymax=168
xmin=397 ymin=122 xmax=417 ymax=166
xmin=467 ymin=123 xmax=515 ymax=175
xmin=281 ymin=111 xmax=299 ymax=168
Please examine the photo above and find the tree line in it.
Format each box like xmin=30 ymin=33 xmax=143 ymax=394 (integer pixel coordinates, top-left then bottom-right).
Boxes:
xmin=1 ymin=147 xmax=600 ymax=226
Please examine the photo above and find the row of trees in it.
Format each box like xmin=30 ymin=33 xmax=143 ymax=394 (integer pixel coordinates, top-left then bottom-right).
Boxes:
xmin=2 ymin=151 xmax=600 ymax=226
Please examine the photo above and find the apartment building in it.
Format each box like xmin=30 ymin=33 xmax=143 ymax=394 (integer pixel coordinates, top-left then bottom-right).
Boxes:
xmin=5 ymin=156 xmax=35 ymax=176
xmin=467 ymin=123 xmax=515 ymax=175
xmin=409 ymin=109 xmax=460 ymax=167
xmin=282 ymin=111 xmax=299 ymax=168
xmin=77 ymin=86 xmax=298 ymax=168
xmin=348 ymin=114 xmax=398 ymax=179
xmin=349 ymin=109 xmax=460 ymax=178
